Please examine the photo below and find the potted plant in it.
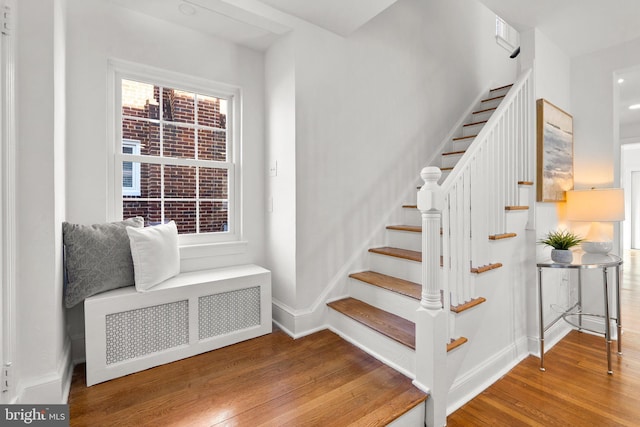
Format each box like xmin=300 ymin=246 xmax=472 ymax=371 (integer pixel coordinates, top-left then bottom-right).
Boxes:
xmin=538 ymin=230 xmax=583 ymax=263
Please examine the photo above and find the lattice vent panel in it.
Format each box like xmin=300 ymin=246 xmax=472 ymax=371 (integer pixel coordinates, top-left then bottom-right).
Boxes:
xmin=106 ymin=300 xmax=189 ymax=365
xmin=198 ymin=286 xmax=261 ymax=340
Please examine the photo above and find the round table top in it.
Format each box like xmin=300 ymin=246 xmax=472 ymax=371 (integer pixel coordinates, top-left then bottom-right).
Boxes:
xmin=537 ymin=252 xmax=622 ymax=269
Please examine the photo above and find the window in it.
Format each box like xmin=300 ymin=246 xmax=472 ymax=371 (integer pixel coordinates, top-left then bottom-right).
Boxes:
xmin=495 ymin=15 xmax=519 ymax=53
xmin=122 ymin=139 xmax=141 ymax=197
xmin=110 ymin=62 xmax=241 ymax=245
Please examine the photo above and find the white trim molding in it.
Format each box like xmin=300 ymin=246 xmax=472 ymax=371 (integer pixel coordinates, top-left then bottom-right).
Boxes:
xmin=0 ymin=0 xmax=16 ymax=404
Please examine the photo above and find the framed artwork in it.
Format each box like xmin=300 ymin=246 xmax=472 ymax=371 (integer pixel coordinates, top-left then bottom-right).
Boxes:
xmin=536 ymin=99 xmax=574 ymax=202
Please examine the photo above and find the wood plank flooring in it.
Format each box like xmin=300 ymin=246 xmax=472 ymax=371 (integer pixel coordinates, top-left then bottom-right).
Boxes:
xmin=68 ymin=329 xmax=426 ymax=426
xmin=447 ymin=249 xmax=640 ymax=426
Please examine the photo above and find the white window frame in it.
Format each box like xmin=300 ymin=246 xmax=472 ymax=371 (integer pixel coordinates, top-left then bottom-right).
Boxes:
xmin=122 ymin=139 xmax=141 ymax=197
xmin=495 ymin=15 xmax=519 ymax=53
xmin=107 ymin=59 xmax=244 ymax=249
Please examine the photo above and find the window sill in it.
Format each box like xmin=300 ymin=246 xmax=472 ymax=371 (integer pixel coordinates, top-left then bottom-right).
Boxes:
xmin=179 ymin=240 xmax=248 ymax=260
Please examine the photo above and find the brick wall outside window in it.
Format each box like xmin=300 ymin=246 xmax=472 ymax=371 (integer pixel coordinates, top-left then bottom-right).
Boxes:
xmin=121 ymin=80 xmax=229 ymax=234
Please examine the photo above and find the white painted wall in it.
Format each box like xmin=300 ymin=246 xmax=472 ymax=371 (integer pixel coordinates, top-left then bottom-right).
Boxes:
xmin=265 ymin=34 xmax=298 ymax=328
xmin=63 ymin=0 xmax=265 ymax=361
xmin=14 ymin=0 xmax=70 ymax=403
xmin=265 ymin=0 xmax=518 ymax=334
xmin=519 ymin=28 xmax=574 ymax=353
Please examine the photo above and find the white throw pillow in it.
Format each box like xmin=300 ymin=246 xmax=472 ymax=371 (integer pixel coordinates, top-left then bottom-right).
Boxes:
xmin=126 ymin=221 xmax=180 ymax=291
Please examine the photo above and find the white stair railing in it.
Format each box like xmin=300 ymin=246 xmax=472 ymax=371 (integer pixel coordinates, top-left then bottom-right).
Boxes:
xmin=415 ymin=68 xmax=534 ymax=427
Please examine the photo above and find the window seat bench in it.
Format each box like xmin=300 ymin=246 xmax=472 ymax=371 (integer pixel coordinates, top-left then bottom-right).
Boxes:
xmin=84 ymin=264 xmax=271 ymax=386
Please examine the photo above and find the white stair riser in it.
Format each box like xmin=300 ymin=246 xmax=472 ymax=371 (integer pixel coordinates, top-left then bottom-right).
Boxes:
xmin=403 ymin=207 xmax=421 ymax=226
xmin=369 ymin=252 xmax=421 ymax=283
xmin=439 ymin=169 xmax=452 ymax=185
xmin=328 ymin=309 xmax=416 ymax=375
xmin=387 ymin=229 xmax=422 ymax=252
xmin=462 ymin=122 xmax=486 ymax=137
xmin=489 ymin=86 xmax=512 ymax=97
xmin=442 ymin=152 xmax=464 ymax=169
xmin=349 ymin=279 xmax=419 ymax=322
xmin=519 ymin=184 xmax=532 ymax=206
xmin=471 ymin=109 xmax=495 ymax=122
xmin=478 ymin=97 xmax=503 ymax=110
xmin=452 ymin=138 xmax=473 ymax=152
xmin=387 ymin=403 xmax=426 ymax=427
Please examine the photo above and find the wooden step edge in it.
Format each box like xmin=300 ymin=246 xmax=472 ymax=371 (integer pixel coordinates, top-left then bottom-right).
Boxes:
xmin=440 ymin=167 xmax=453 ymax=171
xmin=490 ymin=83 xmax=513 ymax=92
xmin=472 ymin=107 xmax=497 ymax=115
xmin=481 ymin=94 xmax=506 ymax=103
xmin=447 ymin=337 xmax=468 ymax=352
xmin=489 ymin=232 xmax=517 ymax=241
xmin=349 ymin=271 xmax=421 ymax=300
xmin=327 ymin=298 xmax=415 ymax=349
xmin=505 ymin=205 xmax=529 ymax=211
xmin=451 ymin=297 xmax=487 ymax=314
xmin=518 ymin=181 xmax=534 ymax=186
xmin=402 ymin=204 xmax=417 ymax=209
xmin=463 ymin=120 xmax=488 ymax=127
xmin=470 ymin=263 xmax=503 ymax=274
xmin=442 ymin=150 xmax=466 ymax=156
xmin=369 ymin=247 xmax=421 ymax=262
xmin=387 ymin=225 xmax=444 ymax=235
xmin=387 ymin=225 xmax=421 ymax=233
xmin=452 ymin=134 xmax=477 ymax=141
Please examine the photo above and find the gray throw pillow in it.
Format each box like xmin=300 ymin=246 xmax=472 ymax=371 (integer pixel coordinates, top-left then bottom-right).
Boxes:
xmin=63 ymin=217 xmax=144 ymax=308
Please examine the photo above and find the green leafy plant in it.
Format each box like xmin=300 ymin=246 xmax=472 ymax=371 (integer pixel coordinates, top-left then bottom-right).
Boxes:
xmin=538 ymin=230 xmax=583 ymax=250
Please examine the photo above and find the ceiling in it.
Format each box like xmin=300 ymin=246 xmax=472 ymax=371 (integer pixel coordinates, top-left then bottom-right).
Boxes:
xmin=256 ymin=0 xmax=398 ymax=36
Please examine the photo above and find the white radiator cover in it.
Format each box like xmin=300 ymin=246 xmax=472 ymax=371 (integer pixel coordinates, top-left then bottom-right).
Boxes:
xmin=85 ymin=265 xmax=271 ymax=386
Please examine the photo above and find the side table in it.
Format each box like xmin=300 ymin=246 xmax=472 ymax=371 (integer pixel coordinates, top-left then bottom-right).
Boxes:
xmin=537 ymin=252 xmax=623 ymax=374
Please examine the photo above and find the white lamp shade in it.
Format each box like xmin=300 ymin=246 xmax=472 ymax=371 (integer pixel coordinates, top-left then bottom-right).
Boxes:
xmin=566 ymin=188 xmax=625 ymax=222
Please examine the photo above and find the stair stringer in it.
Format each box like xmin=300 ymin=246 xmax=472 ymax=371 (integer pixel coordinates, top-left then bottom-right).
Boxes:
xmin=443 ymin=188 xmax=533 ymax=415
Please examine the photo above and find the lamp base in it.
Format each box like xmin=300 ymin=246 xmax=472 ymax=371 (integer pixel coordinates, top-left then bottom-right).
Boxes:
xmin=581 ymin=240 xmax=613 ymax=254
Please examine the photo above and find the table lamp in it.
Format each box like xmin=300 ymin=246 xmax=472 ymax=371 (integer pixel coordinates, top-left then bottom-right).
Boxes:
xmin=566 ymin=188 xmax=625 ymax=254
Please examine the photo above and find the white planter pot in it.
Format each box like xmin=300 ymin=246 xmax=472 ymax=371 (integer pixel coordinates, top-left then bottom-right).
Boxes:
xmin=551 ymin=249 xmax=573 ymax=263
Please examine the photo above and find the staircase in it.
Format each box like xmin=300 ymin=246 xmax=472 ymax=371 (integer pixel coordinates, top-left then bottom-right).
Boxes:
xmin=327 ymin=70 xmax=534 ymax=426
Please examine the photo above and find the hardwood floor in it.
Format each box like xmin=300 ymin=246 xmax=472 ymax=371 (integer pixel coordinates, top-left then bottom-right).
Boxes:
xmin=447 ymin=250 xmax=640 ymax=426
xmin=68 ymin=329 xmax=426 ymax=426
xmin=69 ymin=251 xmax=640 ymax=426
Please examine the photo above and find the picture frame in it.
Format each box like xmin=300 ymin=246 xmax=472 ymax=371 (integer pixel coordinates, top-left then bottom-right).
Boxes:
xmin=536 ymin=99 xmax=574 ymax=202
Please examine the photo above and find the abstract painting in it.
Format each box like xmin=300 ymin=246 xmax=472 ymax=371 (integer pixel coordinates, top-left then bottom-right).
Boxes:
xmin=536 ymin=99 xmax=574 ymax=202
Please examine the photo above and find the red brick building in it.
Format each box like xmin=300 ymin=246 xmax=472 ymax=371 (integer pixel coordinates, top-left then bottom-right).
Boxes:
xmin=121 ymin=80 xmax=229 ymax=234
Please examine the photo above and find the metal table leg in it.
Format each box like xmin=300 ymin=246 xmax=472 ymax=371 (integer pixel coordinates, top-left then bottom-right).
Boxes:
xmin=616 ymin=265 xmax=622 ymax=355
xmin=603 ymin=267 xmax=612 ymax=375
xmin=538 ymin=267 xmax=545 ymax=371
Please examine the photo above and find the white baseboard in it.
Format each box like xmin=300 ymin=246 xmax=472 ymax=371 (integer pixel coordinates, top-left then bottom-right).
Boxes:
xmin=447 ymin=336 xmax=529 ymax=415
xmin=17 ymin=338 xmax=73 ymax=404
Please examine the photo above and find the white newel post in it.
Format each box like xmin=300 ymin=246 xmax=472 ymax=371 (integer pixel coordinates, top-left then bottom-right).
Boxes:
xmin=413 ymin=166 xmax=448 ymax=427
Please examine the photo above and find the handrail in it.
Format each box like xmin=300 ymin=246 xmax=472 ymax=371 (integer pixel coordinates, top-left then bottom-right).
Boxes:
xmin=441 ymin=68 xmax=533 ymax=192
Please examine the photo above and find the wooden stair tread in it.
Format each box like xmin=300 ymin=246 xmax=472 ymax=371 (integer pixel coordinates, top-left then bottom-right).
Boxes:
xmin=349 ymin=271 xmax=421 ymax=300
xmin=387 ymin=225 xmax=421 ymax=233
xmin=442 ymin=150 xmax=466 ymax=156
xmin=518 ymin=181 xmax=534 ymax=186
xmin=470 ymin=263 xmax=503 ymax=274
xmin=490 ymin=83 xmax=513 ymax=92
xmin=452 ymin=134 xmax=477 ymax=141
xmin=328 ymin=298 xmax=416 ymax=349
xmin=402 ymin=204 xmax=417 ymax=209
xmin=463 ymin=120 xmax=487 ymax=127
xmin=451 ymin=297 xmax=486 ymax=313
xmin=472 ymin=107 xmax=497 ymax=115
xmin=489 ymin=233 xmax=517 ymax=240
xmin=481 ymin=94 xmax=506 ymax=103
xmin=369 ymin=247 xmax=421 ymax=262
xmin=505 ymin=205 xmax=529 ymax=211
xmin=447 ymin=337 xmax=468 ymax=352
